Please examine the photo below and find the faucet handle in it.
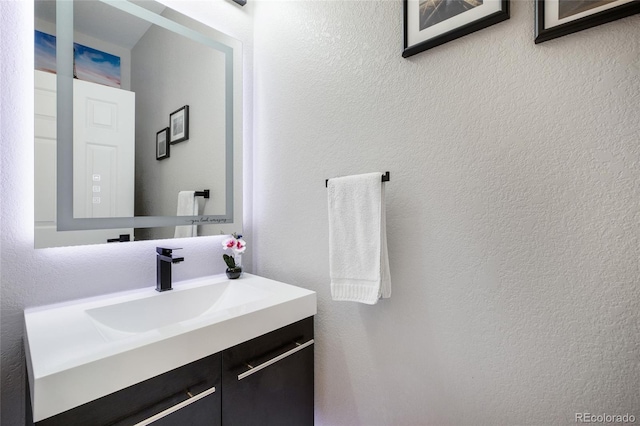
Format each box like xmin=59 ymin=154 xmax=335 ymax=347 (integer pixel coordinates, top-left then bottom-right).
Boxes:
xmin=156 ymin=247 xmax=183 ymax=256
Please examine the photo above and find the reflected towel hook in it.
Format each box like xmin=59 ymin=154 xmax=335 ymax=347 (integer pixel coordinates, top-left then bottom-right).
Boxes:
xmin=325 ymin=172 xmax=390 ymax=188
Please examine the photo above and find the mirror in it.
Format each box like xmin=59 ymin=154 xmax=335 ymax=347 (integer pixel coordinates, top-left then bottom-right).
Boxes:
xmin=34 ymin=0 xmax=242 ymax=248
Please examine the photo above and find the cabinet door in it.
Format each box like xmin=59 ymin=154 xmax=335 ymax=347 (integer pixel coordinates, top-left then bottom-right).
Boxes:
xmin=34 ymin=353 xmax=221 ymax=426
xmin=133 ymin=390 xmax=218 ymax=426
xmin=222 ymin=317 xmax=314 ymax=426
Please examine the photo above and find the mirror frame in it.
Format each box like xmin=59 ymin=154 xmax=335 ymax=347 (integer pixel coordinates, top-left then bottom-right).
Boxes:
xmin=55 ymin=0 xmax=242 ymax=233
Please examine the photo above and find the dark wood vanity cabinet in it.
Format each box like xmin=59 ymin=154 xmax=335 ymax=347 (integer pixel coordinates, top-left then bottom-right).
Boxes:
xmin=32 ymin=353 xmax=222 ymax=426
xmin=222 ymin=317 xmax=314 ymax=426
xmin=29 ymin=317 xmax=314 ymax=426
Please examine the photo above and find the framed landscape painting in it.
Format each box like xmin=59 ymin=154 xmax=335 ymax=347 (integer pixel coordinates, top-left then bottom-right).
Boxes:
xmin=35 ymin=30 xmax=121 ymax=88
xmin=403 ymin=0 xmax=509 ymax=57
xmin=535 ymin=0 xmax=640 ymax=43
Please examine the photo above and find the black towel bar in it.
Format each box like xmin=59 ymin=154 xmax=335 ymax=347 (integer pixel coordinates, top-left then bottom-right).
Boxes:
xmin=195 ymin=190 xmax=210 ymax=198
xmin=325 ymin=172 xmax=390 ymax=188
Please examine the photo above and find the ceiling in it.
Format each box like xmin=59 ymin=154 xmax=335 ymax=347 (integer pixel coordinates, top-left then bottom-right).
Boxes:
xmin=35 ymin=0 xmax=167 ymax=49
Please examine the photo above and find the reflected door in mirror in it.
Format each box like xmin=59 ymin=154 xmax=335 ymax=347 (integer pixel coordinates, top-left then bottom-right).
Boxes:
xmin=34 ymin=70 xmax=134 ymax=248
xmin=73 ymin=78 xmax=135 ymax=219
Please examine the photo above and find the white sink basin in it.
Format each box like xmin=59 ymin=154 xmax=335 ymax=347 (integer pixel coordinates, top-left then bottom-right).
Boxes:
xmin=86 ymin=281 xmax=270 ymax=338
xmin=24 ymin=273 xmax=316 ymax=422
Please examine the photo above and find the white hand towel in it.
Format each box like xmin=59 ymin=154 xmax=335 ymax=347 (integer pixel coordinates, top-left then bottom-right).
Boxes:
xmin=327 ymin=172 xmax=391 ymax=304
xmin=174 ymin=191 xmax=199 ymax=238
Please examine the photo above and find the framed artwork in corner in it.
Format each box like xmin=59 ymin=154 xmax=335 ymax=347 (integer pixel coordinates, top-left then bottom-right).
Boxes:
xmin=169 ymin=105 xmax=189 ymax=144
xmin=403 ymin=0 xmax=509 ymax=58
xmin=535 ymin=0 xmax=640 ymax=43
xmin=156 ymin=127 xmax=170 ymax=160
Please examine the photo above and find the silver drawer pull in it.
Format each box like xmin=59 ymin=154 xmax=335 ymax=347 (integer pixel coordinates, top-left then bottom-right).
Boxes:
xmin=238 ymin=339 xmax=314 ymax=381
xmin=133 ymin=386 xmax=216 ymax=426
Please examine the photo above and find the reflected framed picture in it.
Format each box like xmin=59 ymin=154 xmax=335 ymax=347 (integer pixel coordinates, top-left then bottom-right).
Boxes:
xmin=156 ymin=127 xmax=170 ymax=161
xmin=403 ymin=0 xmax=509 ymax=58
xmin=35 ymin=30 xmax=122 ymax=88
xmin=535 ymin=0 xmax=640 ymax=43
xmin=169 ymin=105 xmax=189 ymax=144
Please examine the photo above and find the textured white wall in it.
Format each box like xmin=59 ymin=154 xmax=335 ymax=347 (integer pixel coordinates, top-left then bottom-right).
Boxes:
xmin=252 ymin=1 xmax=640 ymax=424
xmin=0 ymin=1 xmax=253 ymax=424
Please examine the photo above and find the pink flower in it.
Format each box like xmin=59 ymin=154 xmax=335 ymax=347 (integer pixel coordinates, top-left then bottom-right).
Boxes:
xmin=234 ymin=239 xmax=247 ymax=254
xmin=222 ymin=237 xmax=236 ymax=250
xmin=222 ymin=234 xmax=247 ymax=255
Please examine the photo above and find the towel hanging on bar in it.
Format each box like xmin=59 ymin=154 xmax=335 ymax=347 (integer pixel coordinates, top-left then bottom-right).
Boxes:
xmin=327 ymin=172 xmax=391 ymax=304
xmin=174 ymin=191 xmax=199 ymax=238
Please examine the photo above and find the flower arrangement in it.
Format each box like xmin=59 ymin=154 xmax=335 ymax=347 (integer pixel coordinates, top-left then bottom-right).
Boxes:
xmin=222 ymin=233 xmax=246 ymax=277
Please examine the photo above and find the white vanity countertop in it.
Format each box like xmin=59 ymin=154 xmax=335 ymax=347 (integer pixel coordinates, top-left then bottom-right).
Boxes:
xmin=24 ymin=273 xmax=316 ymax=422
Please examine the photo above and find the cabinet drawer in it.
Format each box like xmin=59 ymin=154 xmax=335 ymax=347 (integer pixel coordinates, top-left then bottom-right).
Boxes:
xmin=35 ymin=352 xmax=221 ymax=426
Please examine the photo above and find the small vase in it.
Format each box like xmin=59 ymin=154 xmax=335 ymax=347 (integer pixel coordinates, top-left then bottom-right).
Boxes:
xmin=226 ymin=267 xmax=242 ymax=280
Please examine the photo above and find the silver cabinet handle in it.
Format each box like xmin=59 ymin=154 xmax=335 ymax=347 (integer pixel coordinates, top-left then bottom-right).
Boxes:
xmin=133 ymin=386 xmax=216 ymax=426
xmin=238 ymin=339 xmax=314 ymax=381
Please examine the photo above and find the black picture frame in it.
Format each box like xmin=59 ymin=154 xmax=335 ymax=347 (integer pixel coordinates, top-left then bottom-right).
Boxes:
xmin=535 ymin=0 xmax=640 ymax=43
xmin=403 ymin=0 xmax=509 ymax=58
xmin=169 ymin=105 xmax=189 ymax=144
xmin=156 ymin=127 xmax=170 ymax=161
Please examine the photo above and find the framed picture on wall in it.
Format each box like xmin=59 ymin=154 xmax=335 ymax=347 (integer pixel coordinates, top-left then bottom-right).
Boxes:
xmin=535 ymin=0 xmax=640 ymax=43
xmin=169 ymin=105 xmax=189 ymax=144
xmin=156 ymin=127 xmax=170 ymax=160
xmin=403 ymin=0 xmax=509 ymax=58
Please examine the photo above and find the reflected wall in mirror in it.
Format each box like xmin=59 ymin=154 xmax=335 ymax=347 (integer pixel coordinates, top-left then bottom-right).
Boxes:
xmin=34 ymin=0 xmax=243 ymax=248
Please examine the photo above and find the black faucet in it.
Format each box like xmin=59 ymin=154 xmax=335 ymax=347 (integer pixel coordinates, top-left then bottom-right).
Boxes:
xmin=156 ymin=247 xmax=184 ymax=292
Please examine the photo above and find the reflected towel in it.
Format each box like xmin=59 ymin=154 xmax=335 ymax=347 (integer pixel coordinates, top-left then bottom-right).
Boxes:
xmin=174 ymin=191 xmax=199 ymax=238
xmin=327 ymin=172 xmax=391 ymax=304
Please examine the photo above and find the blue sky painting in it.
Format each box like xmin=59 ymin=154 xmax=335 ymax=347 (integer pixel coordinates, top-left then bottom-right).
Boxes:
xmin=73 ymin=43 xmax=121 ymax=88
xmin=34 ymin=30 xmax=57 ymax=74
xmin=35 ymin=30 xmax=121 ymax=88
